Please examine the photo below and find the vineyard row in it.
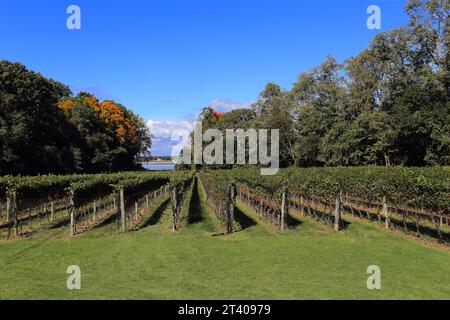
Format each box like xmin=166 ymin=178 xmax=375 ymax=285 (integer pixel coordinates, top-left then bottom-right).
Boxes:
xmin=199 ymin=167 xmax=450 ymax=243
xmin=0 ymin=172 xmax=194 ymax=238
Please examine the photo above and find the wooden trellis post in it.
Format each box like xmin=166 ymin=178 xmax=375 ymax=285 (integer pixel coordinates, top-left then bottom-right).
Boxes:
xmin=134 ymin=202 xmax=138 ymax=221
xmin=6 ymin=190 xmax=18 ymax=237
xmin=69 ymin=190 xmax=75 ymax=237
xmin=227 ymin=183 xmax=235 ymax=234
xmin=6 ymin=194 xmax=11 ymax=237
xmin=13 ymin=192 xmax=18 ymax=236
xmin=334 ymin=190 xmax=342 ymax=232
xmin=281 ymin=189 xmax=289 ymax=231
xmin=50 ymin=200 xmax=55 ymax=222
xmin=382 ymin=196 xmax=390 ymax=230
xmin=28 ymin=209 xmax=32 ymax=229
xmin=93 ymin=200 xmax=97 ymax=222
xmin=119 ymin=188 xmax=126 ymax=233
xmin=172 ymin=185 xmax=179 ymax=232
xmin=300 ymin=195 xmax=305 ymax=216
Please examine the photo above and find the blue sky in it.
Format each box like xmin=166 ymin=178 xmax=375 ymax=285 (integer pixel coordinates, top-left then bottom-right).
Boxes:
xmin=0 ymin=0 xmax=409 ymax=155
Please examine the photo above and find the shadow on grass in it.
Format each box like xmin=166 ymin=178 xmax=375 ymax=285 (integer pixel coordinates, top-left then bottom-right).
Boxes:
xmin=49 ymin=217 xmax=70 ymax=229
xmin=187 ymin=178 xmax=203 ymax=225
xmin=287 ymin=215 xmax=303 ymax=229
xmin=139 ymin=199 xmax=171 ymax=228
xmin=342 ymin=204 xmax=450 ymax=243
xmin=92 ymin=212 xmax=118 ymax=229
xmin=290 ymin=203 xmax=351 ymax=231
xmin=212 ymin=232 xmax=225 ymax=237
xmin=234 ymin=206 xmax=257 ymax=232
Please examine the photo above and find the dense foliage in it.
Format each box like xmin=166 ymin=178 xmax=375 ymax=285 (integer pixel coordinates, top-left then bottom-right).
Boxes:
xmin=194 ymin=0 xmax=449 ymax=168
xmin=0 ymin=171 xmax=177 ymax=203
xmin=198 ymin=171 xmax=234 ymax=202
xmin=198 ymin=171 xmax=235 ymax=227
xmin=0 ymin=61 xmax=151 ymax=175
xmin=207 ymin=166 xmax=450 ymax=215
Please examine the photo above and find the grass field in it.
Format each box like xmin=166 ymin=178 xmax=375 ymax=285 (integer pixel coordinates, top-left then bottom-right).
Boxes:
xmin=0 ymin=177 xmax=449 ymax=300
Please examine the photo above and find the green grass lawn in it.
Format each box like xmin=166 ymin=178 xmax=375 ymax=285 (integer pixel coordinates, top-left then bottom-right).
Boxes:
xmin=0 ymin=178 xmax=449 ymax=300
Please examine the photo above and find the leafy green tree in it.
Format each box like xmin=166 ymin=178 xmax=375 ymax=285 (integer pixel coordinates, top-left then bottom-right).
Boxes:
xmin=288 ymin=56 xmax=347 ymax=166
xmin=0 ymin=61 xmax=74 ymax=175
xmin=60 ymin=92 xmax=151 ymax=172
xmin=0 ymin=61 xmax=151 ymax=175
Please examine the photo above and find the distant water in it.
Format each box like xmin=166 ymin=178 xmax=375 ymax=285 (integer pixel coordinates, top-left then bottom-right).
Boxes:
xmin=144 ymin=164 xmax=175 ymax=171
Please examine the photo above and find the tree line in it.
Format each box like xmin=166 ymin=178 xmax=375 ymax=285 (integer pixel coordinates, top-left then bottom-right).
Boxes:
xmin=198 ymin=0 xmax=449 ymax=168
xmin=0 ymin=61 xmax=151 ymax=175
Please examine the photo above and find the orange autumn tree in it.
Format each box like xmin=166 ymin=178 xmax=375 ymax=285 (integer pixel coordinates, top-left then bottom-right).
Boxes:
xmin=94 ymin=100 xmax=138 ymax=145
xmin=56 ymin=92 xmax=150 ymax=172
xmin=84 ymin=95 xmax=99 ymax=109
xmin=57 ymin=98 xmax=75 ymax=117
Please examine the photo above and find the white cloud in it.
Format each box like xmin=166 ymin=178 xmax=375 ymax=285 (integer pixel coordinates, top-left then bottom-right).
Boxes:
xmin=146 ymin=98 xmax=252 ymax=155
xmin=146 ymin=120 xmax=193 ymax=156
xmin=147 ymin=120 xmax=193 ymax=139
xmin=209 ymin=99 xmax=253 ymax=112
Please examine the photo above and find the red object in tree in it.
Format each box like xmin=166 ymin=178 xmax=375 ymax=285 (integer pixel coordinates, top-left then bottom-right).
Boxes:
xmin=214 ymin=111 xmax=224 ymax=120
